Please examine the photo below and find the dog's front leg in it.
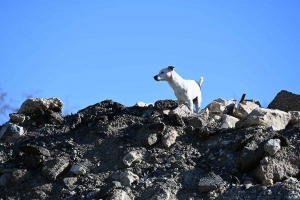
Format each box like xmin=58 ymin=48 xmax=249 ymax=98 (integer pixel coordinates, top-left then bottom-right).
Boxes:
xmin=188 ymin=99 xmax=194 ymax=112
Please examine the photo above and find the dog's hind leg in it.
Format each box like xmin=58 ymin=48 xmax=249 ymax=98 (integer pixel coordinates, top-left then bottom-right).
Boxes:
xmin=194 ymin=96 xmax=201 ymax=113
xmin=188 ymin=99 xmax=194 ymax=112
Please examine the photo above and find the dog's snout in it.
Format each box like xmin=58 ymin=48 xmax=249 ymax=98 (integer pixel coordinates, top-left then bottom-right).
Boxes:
xmin=154 ymin=75 xmax=159 ymax=81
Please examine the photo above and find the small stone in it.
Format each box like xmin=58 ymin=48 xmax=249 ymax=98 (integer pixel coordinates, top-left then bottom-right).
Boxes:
xmin=70 ymin=164 xmax=86 ymax=175
xmin=262 ymin=179 xmax=273 ymax=186
xmin=264 ymin=139 xmax=281 ymax=155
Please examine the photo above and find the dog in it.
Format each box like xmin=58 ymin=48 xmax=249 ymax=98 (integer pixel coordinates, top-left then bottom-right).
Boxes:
xmin=154 ymin=66 xmax=203 ymax=113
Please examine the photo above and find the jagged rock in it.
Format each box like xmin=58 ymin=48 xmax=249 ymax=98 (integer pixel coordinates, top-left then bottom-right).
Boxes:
xmin=10 ymin=169 xmax=31 ymax=184
xmin=110 ymin=189 xmax=131 ymax=200
xmin=219 ymin=114 xmax=239 ymax=129
xmin=120 ymin=170 xmax=139 ymax=187
xmin=63 ymin=177 xmax=78 ymax=189
xmin=123 ymin=151 xmax=143 ymax=167
xmin=0 ymin=122 xmax=25 ymax=142
xmin=70 ymin=164 xmax=86 ymax=175
xmin=264 ymin=139 xmax=281 ymax=155
xmin=170 ymin=104 xmax=193 ymax=118
xmin=41 ymin=157 xmax=69 ymax=182
xmin=185 ymin=115 xmax=207 ymax=128
xmin=198 ymin=172 xmax=225 ymax=193
xmin=9 ymin=113 xmax=25 ymax=123
xmin=255 ymin=158 xmax=299 ymax=183
xmin=161 ymin=128 xmax=178 ymax=148
xmin=205 ymin=98 xmax=236 ymax=115
xmin=154 ymin=100 xmax=178 ymax=110
xmin=235 ymin=108 xmax=291 ymax=130
xmin=268 ymin=90 xmax=300 ymax=112
xmin=169 ymin=114 xmax=185 ymax=126
xmin=288 ymin=111 xmax=300 ymax=126
xmin=20 ymin=145 xmax=51 ymax=157
xmin=262 ymin=179 xmax=273 ymax=186
xmin=18 ymin=97 xmax=63 ymax=115
xmin=233 ymin=101 xmax=260 ymax=119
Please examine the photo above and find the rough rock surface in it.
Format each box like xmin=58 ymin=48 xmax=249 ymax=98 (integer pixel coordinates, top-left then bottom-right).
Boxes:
xmin=236 ymin=107 xmax=291 ymax=130
xmin=268 ymin=90 xmax=300 ymax=112
xmin=0 ymin=97 xmax=300 ymax=200
xmin=18 ymin=97 xmax=63 ymax=115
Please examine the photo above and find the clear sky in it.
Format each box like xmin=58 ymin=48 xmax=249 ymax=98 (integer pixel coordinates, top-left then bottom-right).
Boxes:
xmin=0 ymin=1 xmax=299 ymax=124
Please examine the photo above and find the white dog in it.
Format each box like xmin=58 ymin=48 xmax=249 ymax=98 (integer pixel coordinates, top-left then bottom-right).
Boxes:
xmin=154 ymin=66 xmax=203 ymax=113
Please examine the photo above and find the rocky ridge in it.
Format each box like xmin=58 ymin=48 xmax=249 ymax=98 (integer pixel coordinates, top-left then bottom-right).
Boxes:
xmin=0 ymin=91 xmax=300 ymax=199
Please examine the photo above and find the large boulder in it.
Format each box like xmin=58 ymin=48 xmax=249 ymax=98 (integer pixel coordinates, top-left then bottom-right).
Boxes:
xmin=219 ymin=114 xmax=239 ymax=129
xmin=233 ymin=101 xmax=260 ymax=119
xmin=0 ymin=122 xmax=25 ymax=142
xmin=268 ymin=90 xmax=300 ymax=112
xmin=235 ymin=108 xmax=291 ymax=130
xmin=204 ymin=98 xmax=236 ymax=115
xmin=18 ymin=97 xmax=63 ymax=115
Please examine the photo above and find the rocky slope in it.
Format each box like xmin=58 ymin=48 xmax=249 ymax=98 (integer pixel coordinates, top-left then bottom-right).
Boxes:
xmin=0 ymin=90 xmax=300 ymax=200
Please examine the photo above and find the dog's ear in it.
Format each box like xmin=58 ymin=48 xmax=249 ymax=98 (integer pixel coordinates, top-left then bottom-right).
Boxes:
xmin=168 ymin=66 xmax=175 ymax=71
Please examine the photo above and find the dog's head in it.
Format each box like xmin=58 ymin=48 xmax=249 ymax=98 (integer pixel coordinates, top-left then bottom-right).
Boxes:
xmin=153 ymin=66 xmax=175 ymax=81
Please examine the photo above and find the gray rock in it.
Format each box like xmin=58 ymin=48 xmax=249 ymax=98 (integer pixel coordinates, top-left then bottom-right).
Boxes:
xmin=70 ymin=164 xmax=86 ymax=175
xmin=236 ymin=108 xmax=291 ymax=130
xmin=154 ymin=100 xmax=178 ymax=110
xmin=255 ymin=158 xmax=299 ymax=182
xmin=18 ymin=97 xmax=63 ymax=115
xmin=170 ymin=104 xmax=193 ymax=118
xmin=185 ymin=115 xmax=207 ymax=128
xmin=0 ymin=173 xmax=10 ymax=186
xmin=268 ymin=90 xmax=300 ymax=112
xmin=198 ymin=172 xmax=224 ymax=193
xmin=288 ymin=111 xmax=300 ymax=126
xmin=123 ymin=151 xmax=143 ymax=167
xmin=20 ymin=145 xmax=50 ymax=157
xmin=9 ymin=113 xmax=25 ymax=123
xmin=205 ymin=98 xmax=236 ymax=115
xmin=10 ymin=169 xmax=31 ymax=184
xmin=110 ymin=189 xmax=131 ymax=200
xmin=0 ymin=122 xmax=25 ymax=142
xmin=219 ymin=114 xmax=239 ymax=129
xmin=63 ymin=177 xmax=78 ymax=189
xmin=161 ymin=128 xmax=178 ymax=148
xmin=42 ymin=157 xmax=69 ymax=182
xmin=120 ymin=170 xmax=139 ymax=187
xmin=264 ymin=139 xmax=281 ymax=155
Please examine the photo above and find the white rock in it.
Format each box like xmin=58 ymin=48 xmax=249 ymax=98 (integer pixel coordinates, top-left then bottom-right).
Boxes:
xmin=170 ymin=104 xmax=193 ymax=118
xmin=161 ymin=128 xmax=178 ymax=148
xmin=264 ymin=139 xmax=281 ymax=155
xmin=123 ymin=151 xmax=143 ymax=167
xmin=205 ymin=98 xmax=236 ymax=115
xmin=219 ymin=114 xmax=239 ymax=129
xmin=236 ymin=108 xmax=291 ymax=130
xmin=120 ymin=170 xmax=139 ymax=187
xmin=135 ymin=102 xmax=153 ymax=107
xmin=233 ymin=101 xmax=260 ymax=119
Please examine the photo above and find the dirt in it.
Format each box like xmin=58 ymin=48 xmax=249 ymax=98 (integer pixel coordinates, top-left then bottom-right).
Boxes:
xmin=1 ymin=99 xmax=300 ymax=200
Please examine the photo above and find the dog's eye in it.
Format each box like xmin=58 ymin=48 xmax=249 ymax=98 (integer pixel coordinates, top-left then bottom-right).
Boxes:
xmin=160 ymin=71 xmax=164 ymax=74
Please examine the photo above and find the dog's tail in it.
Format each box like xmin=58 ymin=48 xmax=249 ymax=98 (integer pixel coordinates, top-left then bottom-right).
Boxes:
xmin=198 ymin=77 xmax=204 ymax=86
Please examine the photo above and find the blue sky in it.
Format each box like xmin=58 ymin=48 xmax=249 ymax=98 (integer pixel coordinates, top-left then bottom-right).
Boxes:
xmin=0 ymin=1 xmax=299 ymax=124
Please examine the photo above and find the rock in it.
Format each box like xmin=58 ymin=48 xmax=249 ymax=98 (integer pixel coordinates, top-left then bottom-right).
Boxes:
xmin=0 ymin=122 xmax=25 ymax=142
xmin=198 ymin=172 xmax=224 ymax=193
xmin=110 ymin=189 xmax=131 ymax=200
xmin=262 ymin=179 xmax=273 ymax=186
xmin=268 ymin=90 xmax=300 ymax=112
xmin=63 ymin=177 xmax=78 ymax=189
xmin=255 ymin=158 xmax=298 ymax=182
xmin=205 ymin=98 xmax=236 ymax=115
xmin=219 ymin=114 xmax=239 ymax=129
xmin=161 ymin=128 xmax=178 ymax=148
xmin=70 ymin=164 xmax=86 ymax=175
xmin=0 ymin=173 xmax=10 ymax=186
xmin=20 ymin=145 xmax=51 ymax=157
xmin=135 ymin=102 xmax=153 ymax=107
xmin=169 ymin=114 xmax=185 ymax=126
xmin=120 ymin=170 xmax=139 ymax=187
xmin=185 ymin=115 xmax=207 ymax=128
xmin=144 ymin=133 xmax=159 ymax=147
xmin=41 ymin=157 xmax=69 ymax=182
xmin=18 ymin=97 xmax=63 ymax=115
xmin=10 ymin=169 xmax=31 ymax=184
xmin=154 ymin=100 xmax=178 ymax=110
xmin=288 ymin=111 xmax=300 ymax=126
xmin=235 ymin=108 xmax=291 ymax=130
xmin=140 ymin=122 xmax=165 ymax=147
xmin=233 ymin=101 xmax=260 ymax=119
xmin=264 ymin=139 xmax=281 ymax=155
xmin=123 ymin=151 xmax=143 ymax=167
xmin=170 ymin=104 xmax=193 ymax=118
xmin=9 ymin=113 xmax=25 ymax=123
